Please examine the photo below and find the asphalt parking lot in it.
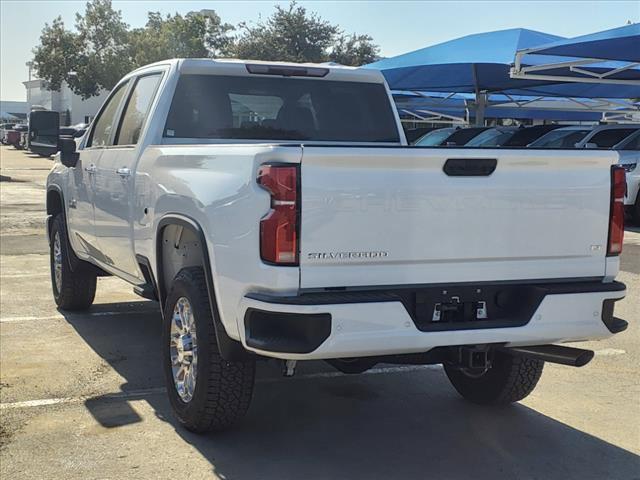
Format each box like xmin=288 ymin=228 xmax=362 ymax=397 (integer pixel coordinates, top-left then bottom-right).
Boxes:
xmin=0 ymin=144 xmax=638 ymax=479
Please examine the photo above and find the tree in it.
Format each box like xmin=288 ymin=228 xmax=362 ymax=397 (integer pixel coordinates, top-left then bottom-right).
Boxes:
xmin=230 ymin=2 xmax=379 ymax=65
xmin=330 ymin=33 xmax=380 ymax=66
xmin=32 ymin=1 xmax=380 ymax=99
xmin=74 ymin=0 xmax=132 ymax=95
xmin=33 ymin=0 xmax=132 ymax=98
xmin=232 ymin=3 xmax=337 ymax=63
xmin=33 ymin=1 xmax=235 ymax=98
xmin=32 ymin=17 xmax=82 ymax=94
xmin=130 ymin=10 xmax=234 ymax=66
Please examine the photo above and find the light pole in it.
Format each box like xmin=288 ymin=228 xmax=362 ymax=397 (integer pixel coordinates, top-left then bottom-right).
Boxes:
xmin=25 ymin=61 xmax=33 ymax=106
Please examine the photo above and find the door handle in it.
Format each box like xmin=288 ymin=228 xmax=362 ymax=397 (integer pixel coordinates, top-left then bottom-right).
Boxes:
xmin=84 ymin=163 xmax=96 ymax=174
xmin=443 ymin=158 xmax=497 ymax=176
xmin=116 ymin=167 xmax=131 ymax=178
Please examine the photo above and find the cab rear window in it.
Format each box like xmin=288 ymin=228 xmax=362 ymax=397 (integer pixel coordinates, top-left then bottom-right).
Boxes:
xmin=164 ymin=74 xmax=400 ymax=143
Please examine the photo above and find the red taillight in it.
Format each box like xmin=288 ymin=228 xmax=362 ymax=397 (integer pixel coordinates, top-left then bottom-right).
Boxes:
xmin=607 ymin=166 xmax=626 ymax=256
xmin=257 ymin=164 xmax=299 ymax=265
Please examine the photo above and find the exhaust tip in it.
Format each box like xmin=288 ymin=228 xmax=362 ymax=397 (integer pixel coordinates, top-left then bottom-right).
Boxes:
xmin=574 ymin=349 xmax=595 ymax=367
xmin=504 ymin=345 xmax=595 ymax=368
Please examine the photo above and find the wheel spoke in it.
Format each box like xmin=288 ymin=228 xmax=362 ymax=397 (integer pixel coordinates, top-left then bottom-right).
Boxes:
xmin=169 ymin=296 xmax=198 ymax=403
xmin=52 ymin=232 xmax=63 ymax=292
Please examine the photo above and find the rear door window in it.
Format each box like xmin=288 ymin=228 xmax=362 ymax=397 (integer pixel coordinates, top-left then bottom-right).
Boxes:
xmin=164 ymin=74 xmax=400 ymax=142
xmin=115 ymin=73 xmax=163 ymax=146
xmin=88 ymin=81 xmax=129 ymax=147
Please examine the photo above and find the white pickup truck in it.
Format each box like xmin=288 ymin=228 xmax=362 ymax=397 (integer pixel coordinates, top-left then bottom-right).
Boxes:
xmin=46 ymin=59 xmax=628 ymax=433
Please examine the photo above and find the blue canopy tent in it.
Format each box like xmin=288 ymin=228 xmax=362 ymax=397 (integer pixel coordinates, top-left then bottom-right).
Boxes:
xmin=366 ymin=29 xmax=567 ymax=94
xmin=511 ymin=24 xmax=640 ymax=87
xmin=528 ymin=23 xmax=639 ymax=62
xmin=393 ymin=92 xmax=622 ymax=123
xmin=366 ymin=28 xmax=640 ymax=124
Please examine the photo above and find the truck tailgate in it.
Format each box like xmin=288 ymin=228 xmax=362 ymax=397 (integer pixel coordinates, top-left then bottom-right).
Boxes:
xmin=299 ymin=147 xmax=617 ymax=289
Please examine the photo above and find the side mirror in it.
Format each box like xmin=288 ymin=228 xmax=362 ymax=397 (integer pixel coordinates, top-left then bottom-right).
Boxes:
xmin=59 ymin=135 xmax=79 ymax=168
xmin=583 ymin=142 xmax=598 ymax=149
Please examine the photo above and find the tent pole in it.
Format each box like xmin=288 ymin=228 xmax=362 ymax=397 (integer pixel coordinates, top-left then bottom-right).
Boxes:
xmin=475 ymin=92 xmax=487 ymax=126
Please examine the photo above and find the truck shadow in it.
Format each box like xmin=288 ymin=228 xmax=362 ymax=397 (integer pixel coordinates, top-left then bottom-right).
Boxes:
xmin=62 ymin=301 xmax=639 ymax=480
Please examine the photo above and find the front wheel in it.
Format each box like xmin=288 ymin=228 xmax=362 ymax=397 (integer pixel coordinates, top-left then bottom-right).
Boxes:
xmin=49 ymin=214 xmax=96 ymax=310
xmin=163 ymin=267 xmax=255 ymax=433
xmin=444 ymin=350 xmax=544 ymax=405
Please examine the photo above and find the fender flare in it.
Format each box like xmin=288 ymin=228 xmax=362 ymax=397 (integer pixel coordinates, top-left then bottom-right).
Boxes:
xmin=155 ymin=214 xmax=250 ymax=361
xmin=45 ymin=184 xmax=66 ymax=244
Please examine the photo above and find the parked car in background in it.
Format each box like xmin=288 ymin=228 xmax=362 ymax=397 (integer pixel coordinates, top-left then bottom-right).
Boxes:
xmin=0 ymin=123 xmax=15 ymax=144
xmin=59 ymin=123 xmax=89 ymax=139
xmin=5 ymin=129 xmax=21 ymax=148
xmin=19 ymin=128 xmax=29 ymax=150
xmin=414 ymin=126 xmax=493 ymax=147
xmin=528 ymin=125 xmax=592 ymax=148
xmin=439 ymin=126 xmax=490 ymax=146
xmin=71 ymin=122 xmax=89 ymax=137
xmin=501 ymin=125 xmax=563 ymax=147
xmin=6 ymin=124 xmax=28 ymax=149
xmin=613 ymin=130 xmax=640 ymax=223
xmin=404 ymin=126 xmax=438 ymax=144
xmin=575 ymin=124 xmax=640 ymax=149
xmin=59 ymin=127 xmax=78 ymax=137
xmin=464 ymin=126 xmax=518 ymax=147
xmin=413 ymin=127 xmax=458 ymax=146
xmin=46 ymin=58 xmax=627 ymax=433
xmin=413 ymin=125 xmax=564 ymax=148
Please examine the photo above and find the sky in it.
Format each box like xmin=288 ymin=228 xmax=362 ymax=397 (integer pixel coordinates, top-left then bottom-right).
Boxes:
xmin=1 ymin=0 xmax=639 ymax=100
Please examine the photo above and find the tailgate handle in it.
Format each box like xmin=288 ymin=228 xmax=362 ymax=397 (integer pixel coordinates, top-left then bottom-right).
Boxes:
xmin=444 ymin=158 xmax=497 ymax=176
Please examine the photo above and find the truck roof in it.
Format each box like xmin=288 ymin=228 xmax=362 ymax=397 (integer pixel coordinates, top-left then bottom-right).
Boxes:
xmin=128 ymin=58 xmax=386 ymax=85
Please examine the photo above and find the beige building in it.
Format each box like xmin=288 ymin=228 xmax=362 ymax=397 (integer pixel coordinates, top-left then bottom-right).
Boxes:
xmin=23 ymin=79 xmax=109 ymax=125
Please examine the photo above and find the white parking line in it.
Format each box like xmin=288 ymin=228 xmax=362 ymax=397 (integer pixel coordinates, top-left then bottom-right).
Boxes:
xmin=0 ymin=310 xmax=158 ymax=323
xmin=1 ymin=273 xmax=49 ymax=278
xmin=594 ymin=348 xmax=626 ymax=356
xmin=0 ymin=365 xmax=439 ymax=410
xmin=0 ymin=315 xmax=68 ymax=323
xmin=0 ymin=387 xmax=168 ymax=410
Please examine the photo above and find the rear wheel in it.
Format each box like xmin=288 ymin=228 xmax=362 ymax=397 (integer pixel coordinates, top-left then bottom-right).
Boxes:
xmin=49 ymin=214 xmax=96 ymax=310
xmin=163 ymin=267 xmax=255 ymax=433
xmin=444 ymin=350 xmax=544 ymax=405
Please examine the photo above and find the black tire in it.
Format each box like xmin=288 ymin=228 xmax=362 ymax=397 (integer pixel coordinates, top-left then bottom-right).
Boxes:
xmin=163 ymin=267 xmax=255 ymax=433
xmin=444 ymin=350 xmax=544 ymax=406
xmin=49 ymin=214 xmax=96 ymax=311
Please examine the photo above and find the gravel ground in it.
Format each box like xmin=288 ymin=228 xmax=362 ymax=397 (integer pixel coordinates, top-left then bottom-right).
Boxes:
xmin=0 ymin=145 xmax=638 ymax=479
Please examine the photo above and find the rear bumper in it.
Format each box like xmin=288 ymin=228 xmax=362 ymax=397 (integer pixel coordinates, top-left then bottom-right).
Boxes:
xmin=238 ymin=281 xmax=627 ymax=360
